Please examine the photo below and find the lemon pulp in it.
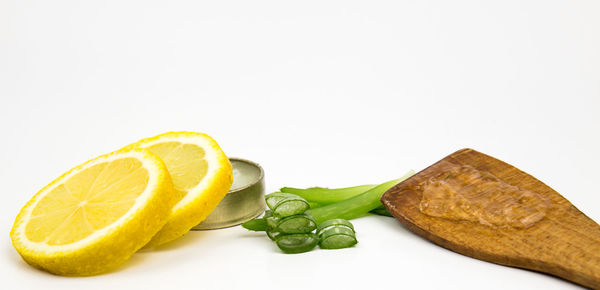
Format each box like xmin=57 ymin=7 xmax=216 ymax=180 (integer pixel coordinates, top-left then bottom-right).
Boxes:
xmin=145 ymin=142 xmax=208 ymax=200
xmin=129 ymin=131 xmax=233 ymax=247
xmin=10 ymin=149 xmax=176 ymax=276
xmin=25 ymin=158 xmax=149 ymax=245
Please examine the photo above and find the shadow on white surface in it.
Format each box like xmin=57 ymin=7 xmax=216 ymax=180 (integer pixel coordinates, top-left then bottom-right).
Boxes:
xmin=5 ymin=242 xmax=41 ymax=275
xmin=377 ymin=215 xmax=584 ymax=289
xmin=138 ymin=230 xmax=211 ymax=253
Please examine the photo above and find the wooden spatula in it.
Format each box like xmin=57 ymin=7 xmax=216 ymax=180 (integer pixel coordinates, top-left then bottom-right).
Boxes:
xmin=381 ymin=148 xmax=600 ymax=289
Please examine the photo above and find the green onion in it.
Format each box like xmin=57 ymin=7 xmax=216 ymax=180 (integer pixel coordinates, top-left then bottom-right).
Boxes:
xmin=275 ymin=233 xmax=319 ymax=254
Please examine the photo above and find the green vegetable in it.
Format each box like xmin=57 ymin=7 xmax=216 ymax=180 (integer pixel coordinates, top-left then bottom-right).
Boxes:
xmin=281 ymin=170 xmax=413 ymax=218
xmin=266 ymin=192 xmax=310 ymax=217
xmin=280 ymin=184 xmax=377 ymax=204
xmin=309 ymin=172 xmax=413 ymax=224
xmin=275 ymin=214 xmax=317 ymax=234
xmin=275 ymin=233 xmax=319 ymax=254
xmin=319 ymin=226 xmax=357 ymax=249
xmin=264 ymin=211 xmax=280 ymax=229
xmin=241 ymin=218 xmax=268 ymax=231
xmin=265 ymin=192 xmax=296 ymax=209
xmin=242 ymin=172 xmax=414 ymax=253
xmin=267 ymin=229 xmax=281 ymax=241
xmin=369 ymin=206 xmax=393 ymax=217
xmin=273 ymin=198 xmax=309 ymax=217
xmin=317 ymin=219 xmax=357 ymax=249
xmin=307 ymin=202 xmax=391 ymax=217
xmin=317 ymin=218 xmax=355 ymax=233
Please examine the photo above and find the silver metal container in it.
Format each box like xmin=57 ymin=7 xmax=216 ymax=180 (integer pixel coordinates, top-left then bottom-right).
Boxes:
xmin=192 ymin=158 xmax=265 ymax=230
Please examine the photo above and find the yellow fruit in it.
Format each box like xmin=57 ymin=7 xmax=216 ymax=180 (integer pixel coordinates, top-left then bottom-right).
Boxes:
xmin=127 ymin=132 xmax=233 ymax=247
xmin=10 ymin=149 xmax=176 ymax=276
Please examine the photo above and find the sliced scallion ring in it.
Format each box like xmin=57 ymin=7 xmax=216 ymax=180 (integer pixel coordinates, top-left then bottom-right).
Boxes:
xmin=275 ymin=233 xmax=319 ymax=254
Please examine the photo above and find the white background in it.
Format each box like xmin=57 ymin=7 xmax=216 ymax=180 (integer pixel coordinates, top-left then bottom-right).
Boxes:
xmin=1 ymin=0 xmax=599 ymax=289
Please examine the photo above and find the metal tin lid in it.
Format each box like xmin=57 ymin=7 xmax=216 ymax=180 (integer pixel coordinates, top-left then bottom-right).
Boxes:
xmin=192 ymin=158 xmax=265 ymax=230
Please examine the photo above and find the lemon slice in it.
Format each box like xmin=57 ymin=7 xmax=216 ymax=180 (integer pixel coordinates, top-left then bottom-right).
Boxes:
xmin=128 ymin=132 xmax=233 ymax=247
xmin=10 ymin=149 xmax=176 ymax=276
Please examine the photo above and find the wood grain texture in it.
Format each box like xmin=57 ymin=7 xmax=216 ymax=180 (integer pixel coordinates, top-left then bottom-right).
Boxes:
xmin=381 ymin=148 xmax=600 ymax=289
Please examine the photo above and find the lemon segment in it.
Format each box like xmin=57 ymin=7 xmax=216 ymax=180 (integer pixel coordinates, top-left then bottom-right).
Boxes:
xmin=127 ymin=132 xmax=233 ymax=247
xmin=10 ymin=149 xmax=176 ymax=276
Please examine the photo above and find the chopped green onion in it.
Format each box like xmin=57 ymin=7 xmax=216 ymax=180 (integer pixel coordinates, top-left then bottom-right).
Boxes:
xmin=275 ymin=214 xmax=317 ymax=234
xmin=275 ymin=233 xmax=319 ymax=254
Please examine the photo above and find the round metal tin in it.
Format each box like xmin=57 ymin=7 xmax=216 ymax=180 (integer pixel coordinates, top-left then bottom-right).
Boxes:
xmin=192 ymin=158 xmax=265 ymax=230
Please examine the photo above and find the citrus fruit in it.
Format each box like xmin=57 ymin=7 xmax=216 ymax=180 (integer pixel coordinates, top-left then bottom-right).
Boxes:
xmin=127 ymin=132 xmax=233 ymax=247
xmin=10 ymin=149 xmax=176 ymax=276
